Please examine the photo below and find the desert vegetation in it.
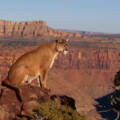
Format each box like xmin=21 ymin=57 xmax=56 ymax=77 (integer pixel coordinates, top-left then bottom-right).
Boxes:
xmin=21 ymin=101 xmax=88 ymax=120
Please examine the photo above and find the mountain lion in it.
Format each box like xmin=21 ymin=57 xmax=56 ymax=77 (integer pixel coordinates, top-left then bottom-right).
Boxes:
xmin=2 ymin=39 xmax=69 ymax=101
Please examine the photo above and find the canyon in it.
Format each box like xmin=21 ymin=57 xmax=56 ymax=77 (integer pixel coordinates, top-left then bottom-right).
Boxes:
xmin=0 ymin=20 xmax=120 ymax=119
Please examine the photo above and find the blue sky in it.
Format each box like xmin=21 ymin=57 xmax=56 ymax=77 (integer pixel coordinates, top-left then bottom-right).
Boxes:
xmin=0 ymin=0 xmax=120 ymax=33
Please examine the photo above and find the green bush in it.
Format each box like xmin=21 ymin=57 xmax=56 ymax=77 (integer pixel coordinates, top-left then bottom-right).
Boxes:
xmin=32 ymin=101 xmax=88 ymax=120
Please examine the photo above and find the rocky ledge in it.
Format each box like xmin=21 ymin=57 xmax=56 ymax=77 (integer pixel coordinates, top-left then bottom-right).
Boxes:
xmin=0 ymin=85 xmax=81 ymax=120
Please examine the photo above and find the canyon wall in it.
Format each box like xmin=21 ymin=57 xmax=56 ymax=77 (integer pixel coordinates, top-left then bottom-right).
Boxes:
xmin=0 ymin=20 xmax=82 ymax=38
xmin=0 ymin=46 xmax=119 ymax=81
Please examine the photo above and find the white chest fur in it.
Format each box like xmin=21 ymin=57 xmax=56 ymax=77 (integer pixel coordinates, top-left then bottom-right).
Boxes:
xmin=50 ymin=53 xmax=58 ymax=68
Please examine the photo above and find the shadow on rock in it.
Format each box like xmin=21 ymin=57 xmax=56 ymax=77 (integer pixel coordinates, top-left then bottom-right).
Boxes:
xmin=50 ymin=95 xmax=76 ymax=110
xmin=95 ymin=90 xmax=120 ymax=120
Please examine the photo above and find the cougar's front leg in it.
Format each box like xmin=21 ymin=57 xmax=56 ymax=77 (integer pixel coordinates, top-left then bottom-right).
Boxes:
xmin=41 ymin=70 xmax=48 ymax=88
xmin=37 ymin=75 xmax=42 ymax=88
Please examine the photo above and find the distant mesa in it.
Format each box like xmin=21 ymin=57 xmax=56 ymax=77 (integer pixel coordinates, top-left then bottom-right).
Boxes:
xmin=0 ymin=20 xmax=83 ymax=39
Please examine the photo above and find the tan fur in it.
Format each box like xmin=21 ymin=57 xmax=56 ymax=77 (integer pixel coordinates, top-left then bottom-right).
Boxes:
xmin=3 ymin=39 xmax=69 ymax=88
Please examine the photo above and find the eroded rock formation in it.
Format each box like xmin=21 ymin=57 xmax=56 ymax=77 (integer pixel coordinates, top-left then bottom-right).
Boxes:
xmin=0 ymin=20 xmax=83 ymax=38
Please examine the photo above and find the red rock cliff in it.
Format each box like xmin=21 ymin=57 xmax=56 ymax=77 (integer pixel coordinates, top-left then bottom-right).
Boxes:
xmin=0 ymin=20 xmax=82 ymax=38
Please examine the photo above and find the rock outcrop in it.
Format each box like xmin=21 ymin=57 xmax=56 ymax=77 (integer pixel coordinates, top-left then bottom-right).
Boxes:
xmin=0 ymin=20 xmax=83 ymax=38
xmin=0 ymin=85 xmax=77 ymax=120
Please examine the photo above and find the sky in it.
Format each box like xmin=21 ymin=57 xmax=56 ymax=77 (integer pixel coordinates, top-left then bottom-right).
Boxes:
xmin=0 ymin=0 xmax=120 ymax=33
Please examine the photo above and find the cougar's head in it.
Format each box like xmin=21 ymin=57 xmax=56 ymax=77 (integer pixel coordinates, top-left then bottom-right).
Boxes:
xmin=56 ymin=39 xmax=69 ymax=55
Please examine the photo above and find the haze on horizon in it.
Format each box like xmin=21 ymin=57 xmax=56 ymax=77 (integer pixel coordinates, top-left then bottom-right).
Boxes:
xmin=0 ymin=0 xmax=120 ymax=34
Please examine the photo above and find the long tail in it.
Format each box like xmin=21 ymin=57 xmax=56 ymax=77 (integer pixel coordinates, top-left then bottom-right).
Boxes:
xmin=1 ymin=79 xmax=22 ymax=102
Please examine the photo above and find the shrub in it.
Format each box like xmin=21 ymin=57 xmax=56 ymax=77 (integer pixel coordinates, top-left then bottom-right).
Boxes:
xmin=32 ymin=101 xmax=88 ymax=120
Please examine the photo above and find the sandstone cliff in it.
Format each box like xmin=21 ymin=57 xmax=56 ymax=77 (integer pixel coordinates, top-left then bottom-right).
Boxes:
xmin=0 ymin=20 xmax=83 ymax=38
